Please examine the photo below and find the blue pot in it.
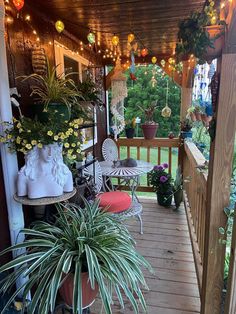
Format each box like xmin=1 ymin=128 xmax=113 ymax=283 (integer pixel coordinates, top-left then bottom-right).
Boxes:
xmin=181 ymin=131 xmax=193 ymax=139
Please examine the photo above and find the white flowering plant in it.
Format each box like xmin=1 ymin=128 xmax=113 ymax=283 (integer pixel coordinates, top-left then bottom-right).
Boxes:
xmin=0 ymin=110 xmax=84 ymax=162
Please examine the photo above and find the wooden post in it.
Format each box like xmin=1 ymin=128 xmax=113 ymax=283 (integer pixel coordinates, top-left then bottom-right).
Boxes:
xmin=201 ymin=54 xmax=236 ymax=314
xmin=224 ymin=207 xmax=236 ymax=313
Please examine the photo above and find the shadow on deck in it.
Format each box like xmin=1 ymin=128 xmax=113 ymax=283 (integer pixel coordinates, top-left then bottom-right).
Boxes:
xmin=91 ymin=197 xmax=200 ymax=314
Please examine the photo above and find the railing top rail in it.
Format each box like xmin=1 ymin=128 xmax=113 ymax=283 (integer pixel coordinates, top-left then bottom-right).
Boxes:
xmin=117 ymin=137 xmax=180 ymax=148
xmin=184 ymin=141 xmax=208 ymax=183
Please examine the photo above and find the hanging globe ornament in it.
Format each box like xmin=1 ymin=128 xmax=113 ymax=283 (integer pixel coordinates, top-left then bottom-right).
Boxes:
xmin=160 ymin=59 xmax=166 ymax=67
xmin=87 ymin=32 xmax=96 ymax=44
xmin=152 ymin=56 xmax=157 ymax=64
xmin=161 ymin=80 xmax=172 ymax=118
xmin=141 ymin=48 xmax=148 ymax=57
xmin=112 ymin=35 xmax=119 ymax=46
xmin=128 ymin=33 xmax=135 ymax=43
xmin=55 ymin=20 xmax=65 ymax=33
xmin=13 ymin=0 xmax=24 ymax=11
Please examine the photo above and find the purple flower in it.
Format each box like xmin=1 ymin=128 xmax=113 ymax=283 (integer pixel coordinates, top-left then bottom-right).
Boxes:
xmin=160 ymin=176 xmax=168 ymax=183
xmin=162 ymin=163 xmax=168 ymax=169
xmin=154 ymin=165 xmax=163 ymax=171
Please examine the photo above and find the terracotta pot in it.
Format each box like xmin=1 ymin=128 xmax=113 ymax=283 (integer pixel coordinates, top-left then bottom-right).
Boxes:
xmin=206 ymin=25 xmax=225 ymax=63
xmin=141 ymin=123 xmax=158 ymax=140
xmin=195 ymin=112 xmax=202 ymax=121
xmin=59 ymin=272 xmax=98 ymax=309
xmin=189 ymin=112 xmax=196 ymax=122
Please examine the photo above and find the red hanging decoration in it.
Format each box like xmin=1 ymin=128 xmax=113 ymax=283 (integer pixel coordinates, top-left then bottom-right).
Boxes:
xmin=141 ymin=48 xmax=148 ymax=57
xmin=130 ymin=73 xmax=137 ymax=81
xmin=13 ymin=0 xmax=24 ymax=11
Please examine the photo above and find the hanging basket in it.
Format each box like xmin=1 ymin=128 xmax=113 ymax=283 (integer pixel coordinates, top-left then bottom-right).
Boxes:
xmin=206 ymin=25 xmax=225 ymax=63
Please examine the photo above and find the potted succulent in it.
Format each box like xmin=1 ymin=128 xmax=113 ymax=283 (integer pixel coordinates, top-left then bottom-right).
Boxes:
xmin=148 ymin=163 xmax=173 ymax=207
xmin=175 ymin=1 xmax=225 ymax=64
xmin=173 ymin=166 xmax=183 ymax=210
xmin=138 ymin=101 xmax=159 ymax=139
xmin=125 ymin=118 xmax=136 ymax=138
xmin=0 ymin=200 xmax=151 ymax=314
xmin=180 ymin=118 xmax=193 ymax=139
xmin=20 ymin=60 xmax=82 ymax=122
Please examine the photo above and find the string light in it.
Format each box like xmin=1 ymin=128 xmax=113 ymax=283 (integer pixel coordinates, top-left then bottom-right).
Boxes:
xmin=25 ymin=14 xmax=31 ymax=21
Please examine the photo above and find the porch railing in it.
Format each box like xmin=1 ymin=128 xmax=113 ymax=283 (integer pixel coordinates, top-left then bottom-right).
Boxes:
xmin=182 ymin=141 xmax=208 ymax=291
xmin=116 ymin=137 xmax=180 ymax=192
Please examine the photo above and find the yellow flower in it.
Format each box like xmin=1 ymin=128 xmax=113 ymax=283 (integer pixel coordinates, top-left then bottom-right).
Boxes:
xmin=54 ymin=135 xmax=59 ymax=141
xmin=83 ymin=140 xmax=88 ymax=144
xmin=19 ymin=128 xmax=23 ymax=133
xmin=6 ymin=134 xmax=12 ymax=139
xmin=37 ymin=143 xmax=43 ymax=148
xmin=16 ymin=136 xmax=21 ymax=144
xmin=68 ymin=149 xmax=73 ymax=154
xmin=68 ymin=128 xmax=73 ymax=133
xmin=23 ymin=140 xmax=27 ymax=144
xmin=64 ymin=143 xmax=70 ymax=148
xmin=0 ymin=137 xmax=5 ymax=143
xmin=74 ymin=124 xmax=79 ymax=129
xmin=72 ymin=155 xmax=77 ymax=159
xmin=27 ymin=130 xmax=31 ymax=133
xmin=25 ymin=144 xmax=32 ymax=150
xmin=71 ymin=143 xmax=76 ymax=147
xmin=74 ymin=132 xmax=78 ymax=136
xmin=76 ymin=148 xmax=81 ymax=153
xmin=31 ymin=140 xmax=37 ymax=145
xmin=47 ymin=130 xmax=53 ymax=136
xmin=65 ymin=131 xmax=71 ymax=137
xmin=16 ymin=122 xmax=21 ymax=128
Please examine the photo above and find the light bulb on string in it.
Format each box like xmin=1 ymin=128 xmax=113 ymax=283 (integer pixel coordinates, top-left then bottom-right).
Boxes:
xmin=112 ymin=35 xmax=119 ymax=46
xmin=152 ymin=56 xmax=157 ymax=64
xmin=55 ymin=20 xmax=65 ymax=33
xmin=127 ymin=33 xmax=135 ymax=43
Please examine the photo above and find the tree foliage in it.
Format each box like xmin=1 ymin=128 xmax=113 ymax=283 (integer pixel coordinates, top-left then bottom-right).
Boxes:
xmin=124 ymin=65 xmax=181 ymax=137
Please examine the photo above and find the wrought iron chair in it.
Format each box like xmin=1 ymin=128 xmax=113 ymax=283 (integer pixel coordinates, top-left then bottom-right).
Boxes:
xmin=102 ymin=138 xmax=118 ymax=162
xmin=84 ymin=161 xmax=143 ymax=234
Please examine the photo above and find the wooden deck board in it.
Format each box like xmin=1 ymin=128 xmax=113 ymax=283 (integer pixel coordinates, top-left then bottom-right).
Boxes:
xmin=90 ymin=198 xmax=200 ymax=313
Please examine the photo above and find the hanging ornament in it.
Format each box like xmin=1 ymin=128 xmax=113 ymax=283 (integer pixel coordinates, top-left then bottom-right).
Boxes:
xmin=130 ymin=73 xmax=137 ymax=81
xmin=110 ymin=58 xmax=128 ymax=138
xmin=161 ymin=80 xmax=172 ymax=118
xmin=128 ymin=33 xmax=135 ymax=43
xmin=151 ymin=56 xmax=157 ymax=64
xmin=160 ymin=59 xmax=166 ymax=67
xmin=13 ymin=0 xmax=24 ymax=11
xmin=129 ymin=51 xmax=136 ymax=81
xmin=87 ymin=32 xmax=95 ymax=44
xmin=141 ymin=48 xmax=148 ymax=57
xmin=55 ymin=20 xmax=65 ymax=33
xmin=112 ymin=35 xmax=119 ymax=46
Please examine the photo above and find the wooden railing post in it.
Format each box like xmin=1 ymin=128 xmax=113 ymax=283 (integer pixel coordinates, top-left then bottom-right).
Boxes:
xmin=201 ymin=54 xmax=236 ymax=314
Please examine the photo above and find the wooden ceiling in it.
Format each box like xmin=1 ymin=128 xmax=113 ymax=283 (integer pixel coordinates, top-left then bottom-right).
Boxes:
xmin=26 ymin=0 xmax=207 ymax=61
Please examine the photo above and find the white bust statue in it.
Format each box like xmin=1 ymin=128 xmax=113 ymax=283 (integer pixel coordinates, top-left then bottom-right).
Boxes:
xmin=17 ymin=143 xmax=73 ymax=199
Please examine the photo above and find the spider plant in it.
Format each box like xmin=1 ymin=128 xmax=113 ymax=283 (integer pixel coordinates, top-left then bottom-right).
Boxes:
xmin=0 ymin=200 xmax=152 ymax=314
xmin=19 ymin=60 xmax=82 ymax=113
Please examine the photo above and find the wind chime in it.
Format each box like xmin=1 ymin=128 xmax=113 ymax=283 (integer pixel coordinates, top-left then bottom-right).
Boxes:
xmin=161 ymin=80 xmax=172 ymax=118
xmin=110 ymin=58 xmax=127 ymax=139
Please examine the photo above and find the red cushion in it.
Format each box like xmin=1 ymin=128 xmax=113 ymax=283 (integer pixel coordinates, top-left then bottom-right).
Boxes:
xmin=97 ymin=191 xmax=132 ymax=213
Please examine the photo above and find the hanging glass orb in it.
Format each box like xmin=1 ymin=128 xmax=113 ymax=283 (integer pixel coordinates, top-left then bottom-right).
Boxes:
xmin=161 ymin=105 xmax=172 ymax=118
xmin=141 ymin=48 xmax=148 ymax=57
xmin=87 ymin=32 xmax=96 ymax=44
xmin=160 ymin=59 xmax=166 ymax=67
xmin=128 ymin=33 xmax=135 ymax=43
xmin=55 ymin=20 xmax=65 ymax=33
xmin=13 ymin=0 xmax=24 ymax=11
xmin=151 ymin=56 xmax=157 ymax=64
xmin=112 ymin=35 xmax=119 ymax=46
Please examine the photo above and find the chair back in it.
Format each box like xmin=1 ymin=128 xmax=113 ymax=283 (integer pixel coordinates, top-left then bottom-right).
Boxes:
xmin=102 ymin=138 xmax=118 ymax=162
xmin=83 ymin=161 xmax=103 ymax=194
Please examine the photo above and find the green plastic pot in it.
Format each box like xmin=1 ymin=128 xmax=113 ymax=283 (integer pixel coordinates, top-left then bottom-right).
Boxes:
xmin=32 ymin=102 xmax=70 ymax=122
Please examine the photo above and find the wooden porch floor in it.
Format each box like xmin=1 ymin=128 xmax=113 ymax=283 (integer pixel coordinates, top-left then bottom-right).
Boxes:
xmin=91 ymin=197 xmax=200 ymax=314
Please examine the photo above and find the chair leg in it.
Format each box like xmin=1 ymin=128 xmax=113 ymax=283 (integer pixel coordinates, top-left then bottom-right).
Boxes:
xmin=137 ymin=214 xmax=143 ymax=234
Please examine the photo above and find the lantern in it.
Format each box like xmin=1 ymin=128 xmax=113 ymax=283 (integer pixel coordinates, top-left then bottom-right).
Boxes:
xmin=87 ymin=32 xmax=95 ymax=44
xmin=141 ymin=48 xmax=148 ymax=57
xmin=55 ymin=20 xmax=65 ymax=33
xmin=112 ymin=35 xmax=119 ymax=46
xmin=128 ymin=33 xmax=135 ymax=43
xmin=13 ymin=0 xmax=24 ymax=11
xmin=161 ymin=80 xmax=172 ymax=118
xmin=151 ymin=56 xmax=157 ymax=64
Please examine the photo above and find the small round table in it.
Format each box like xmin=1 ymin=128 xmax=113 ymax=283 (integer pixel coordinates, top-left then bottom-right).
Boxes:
xmin=99 ymin=160 xmax=153 ymax=201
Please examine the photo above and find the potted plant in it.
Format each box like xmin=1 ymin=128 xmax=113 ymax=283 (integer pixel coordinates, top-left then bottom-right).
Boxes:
xmin=193 ymin=125 xmax=207 ymax=153
xmin=180 ymin=118 xmax=193 ymax=139
xmin=20 ymin=60 xmax=82 ymax=121
xmin=187 ymin=106 xmax=197 ymax=122
xmin=0 ymin=200 xmax=152 ymax=313
xmin=138 ymin=101 xmax=159 ymax=140
xmin=77 ymin=78 xmax=103 ymax=107
xmin=194 ymin=106 xmax=203 ymax=121
xmin=173 ymin=166 xmax=183 ymax=210
xmin=175 ymin=1 xmax=225 ymax=64
xmin=125 ymin=118 xmax=136 ymax=138
xmin=148 ymin=163 xmax=173 ymax=207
